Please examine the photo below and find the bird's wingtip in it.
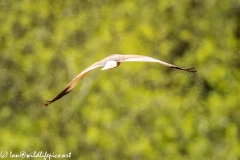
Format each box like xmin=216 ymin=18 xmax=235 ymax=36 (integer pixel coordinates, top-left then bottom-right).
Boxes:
xmin=173 ymin=66 xmax=197 ymax=73
xmin=183 ymin=66 xmax=197 ymax=73
xmin=187 ymin=66 xmax=197 ymax=73
xmin=43 ymin=101 xmax=52 ymax=108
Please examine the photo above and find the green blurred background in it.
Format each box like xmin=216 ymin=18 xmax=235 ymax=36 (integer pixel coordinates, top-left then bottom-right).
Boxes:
xmin=0 ymin=0 xmax=240 ymax=159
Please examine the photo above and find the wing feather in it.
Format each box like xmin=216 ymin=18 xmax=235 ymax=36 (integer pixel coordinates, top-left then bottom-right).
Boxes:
xmin=120 ymin=55 xmax=197 ymax=72
xmin=43 ymin=63 xmax=103 ymax=107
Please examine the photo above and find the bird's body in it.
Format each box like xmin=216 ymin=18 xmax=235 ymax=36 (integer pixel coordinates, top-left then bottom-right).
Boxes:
xmin=43 ymin=54 xmax=196 ymax=107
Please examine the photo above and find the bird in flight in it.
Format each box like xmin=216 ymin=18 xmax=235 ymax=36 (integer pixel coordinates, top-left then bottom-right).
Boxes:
xmin=43 ymin=54 xmax=197 ymax=107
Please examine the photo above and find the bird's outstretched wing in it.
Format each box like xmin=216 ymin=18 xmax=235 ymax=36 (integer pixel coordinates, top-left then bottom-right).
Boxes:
xmin=43 ymin=62 xmax=104 ymax=107
xmin=119 ymin=54 xmax=197 ymax=73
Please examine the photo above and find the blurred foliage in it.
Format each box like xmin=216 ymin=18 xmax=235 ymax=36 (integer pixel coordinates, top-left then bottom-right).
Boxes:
xmin=0 ymin=0 xmax=240 ymax=159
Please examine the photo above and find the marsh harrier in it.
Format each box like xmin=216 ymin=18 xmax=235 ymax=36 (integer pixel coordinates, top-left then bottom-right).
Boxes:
xmin=43 ymin=54 xmax=196 ymax=107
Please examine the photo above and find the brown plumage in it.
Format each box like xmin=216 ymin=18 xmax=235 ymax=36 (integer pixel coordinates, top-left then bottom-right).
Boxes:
xmin=43 ymin=54 xmax=197 ymax=107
